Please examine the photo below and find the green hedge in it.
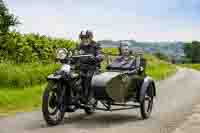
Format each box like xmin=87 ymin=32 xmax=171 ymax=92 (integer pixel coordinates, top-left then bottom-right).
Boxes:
xmin=0 ymin=32 xmax=77 ymax=63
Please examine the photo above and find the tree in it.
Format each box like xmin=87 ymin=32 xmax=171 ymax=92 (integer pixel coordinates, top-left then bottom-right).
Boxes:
xmin=183 ymin=41 xmax=200 ymax=63
xmin=191 ymin=41 xmax=200 ymax=63
xmin=0 ymin=0 xmax=20 ymax=33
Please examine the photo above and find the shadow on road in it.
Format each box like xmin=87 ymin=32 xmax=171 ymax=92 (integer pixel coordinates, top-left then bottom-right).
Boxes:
xmin=31 ymin=111 xmax=142 ymax=130
xmin=63 ymin=112 xmax=142 ymax=128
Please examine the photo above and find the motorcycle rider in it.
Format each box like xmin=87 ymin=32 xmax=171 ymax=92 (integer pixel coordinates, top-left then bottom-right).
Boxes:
xmin=77 ymin=30 xmax=104 ymax=105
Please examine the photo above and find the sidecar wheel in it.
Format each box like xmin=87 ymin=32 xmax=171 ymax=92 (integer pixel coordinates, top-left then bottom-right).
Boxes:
xmin=42 ymin=82 xmax=65 ymax=126
xmin=140 ymin=84 xmax=154 ymax=119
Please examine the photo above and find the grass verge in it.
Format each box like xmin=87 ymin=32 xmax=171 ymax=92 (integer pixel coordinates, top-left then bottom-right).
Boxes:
xmin=0 ymin=63 xmax=60 ymax=88
xmin=145 ymin=54 xmax=177 ymax=80
xmin=0 ymin=84 xmax=46 ymax=117
xmin=179 ymin=64 xmax=200 ymax=71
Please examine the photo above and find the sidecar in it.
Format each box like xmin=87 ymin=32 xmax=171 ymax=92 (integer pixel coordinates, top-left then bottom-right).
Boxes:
xmin=91 ymin=55 xmax=156 ymax=119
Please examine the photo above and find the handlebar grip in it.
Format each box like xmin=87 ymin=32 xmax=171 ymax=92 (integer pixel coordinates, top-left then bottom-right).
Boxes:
xmin=123 ymin=69 xmax=137 ymax=75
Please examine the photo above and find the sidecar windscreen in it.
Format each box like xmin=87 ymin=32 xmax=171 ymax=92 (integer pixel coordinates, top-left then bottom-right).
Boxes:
xmin=107 ymin=58 xmax=136 ymax=71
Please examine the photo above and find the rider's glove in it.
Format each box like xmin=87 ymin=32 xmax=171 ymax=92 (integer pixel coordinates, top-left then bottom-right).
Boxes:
xmin=140 ymin=66 xmax=144 ymax=71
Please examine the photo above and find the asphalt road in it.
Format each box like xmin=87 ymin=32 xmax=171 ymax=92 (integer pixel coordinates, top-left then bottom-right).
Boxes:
xmin=1 ymin=68 xmax=200 ymax=133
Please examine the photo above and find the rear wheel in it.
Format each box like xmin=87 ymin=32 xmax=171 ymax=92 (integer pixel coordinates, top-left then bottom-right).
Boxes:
xmin=42 ymin=81 xmax=65 ymax=126
xmin=140 ymin=84 xmax=154 ymax=119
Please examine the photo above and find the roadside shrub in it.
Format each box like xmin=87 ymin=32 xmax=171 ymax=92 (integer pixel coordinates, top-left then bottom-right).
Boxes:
xmin=144 ymin=54 xmax=177 ymax=80
xmin=153 ymin=51 xmax=170 ymax=62
xmin=0 ymin=32 xmax=77 ymax=63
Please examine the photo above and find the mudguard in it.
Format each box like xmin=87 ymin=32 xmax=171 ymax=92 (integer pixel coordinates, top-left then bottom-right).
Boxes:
xmin=139 ymin=76 xmax=156 ymax=102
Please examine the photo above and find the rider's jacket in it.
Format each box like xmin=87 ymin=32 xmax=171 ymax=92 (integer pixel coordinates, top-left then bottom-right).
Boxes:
xmin=78 ymin=41 xmax=103 ymax=70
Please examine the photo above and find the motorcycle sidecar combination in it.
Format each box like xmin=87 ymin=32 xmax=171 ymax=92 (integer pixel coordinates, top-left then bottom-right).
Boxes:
xmin=42 ymin=48 xmax=156 ymax=126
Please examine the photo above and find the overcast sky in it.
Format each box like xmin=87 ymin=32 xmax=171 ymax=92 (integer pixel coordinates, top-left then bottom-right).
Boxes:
xmin=5 ymin=0 xmax=200 ymax=41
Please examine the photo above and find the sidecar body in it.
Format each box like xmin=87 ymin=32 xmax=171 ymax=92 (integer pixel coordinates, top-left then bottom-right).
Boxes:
xmin=91 ymin=55 xmax=156 ymax=119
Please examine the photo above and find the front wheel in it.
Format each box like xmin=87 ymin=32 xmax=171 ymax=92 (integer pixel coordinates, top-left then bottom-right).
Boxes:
xmin=42 ymin=81 xmax=65 ymax=126
xmin=140 ymin=84 xmax=154 ymax=119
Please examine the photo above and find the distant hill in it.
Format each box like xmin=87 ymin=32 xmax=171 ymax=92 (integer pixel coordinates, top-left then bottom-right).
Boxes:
xmin=98 ymin=40 xmax=185 ymax=61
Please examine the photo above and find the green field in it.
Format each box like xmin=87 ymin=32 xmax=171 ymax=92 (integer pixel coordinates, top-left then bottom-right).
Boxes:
xmin=0 ymin=54 xmax=177 ymax=116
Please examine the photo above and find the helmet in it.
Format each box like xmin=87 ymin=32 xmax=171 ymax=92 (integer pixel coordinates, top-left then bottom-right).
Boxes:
xmin=79 ymin=30 xmax=93 ymax=39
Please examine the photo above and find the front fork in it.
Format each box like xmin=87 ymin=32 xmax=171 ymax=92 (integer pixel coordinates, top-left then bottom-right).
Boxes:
xmin=58 ymin=80 xmax=79 ymax=112
xmin=57 ymin=81 xmax=71 ymax=112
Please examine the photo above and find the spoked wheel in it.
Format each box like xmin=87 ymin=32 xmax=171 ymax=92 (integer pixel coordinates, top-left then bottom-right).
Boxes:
xmin=42 ymin=81 xmax=65 ymax=126
xmin=140 ymin=84 xmax=154 ymax=119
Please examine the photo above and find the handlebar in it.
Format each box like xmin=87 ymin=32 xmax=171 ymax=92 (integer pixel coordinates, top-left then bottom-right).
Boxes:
xmin=65 ymin=54 xmax=97 ymax=66
xmin=71 ymin=54 xmax=94 ymax=58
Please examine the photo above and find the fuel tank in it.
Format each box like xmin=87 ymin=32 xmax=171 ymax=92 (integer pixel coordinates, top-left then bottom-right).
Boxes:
xmin=91 ymin=71 xmax=137 ymax=102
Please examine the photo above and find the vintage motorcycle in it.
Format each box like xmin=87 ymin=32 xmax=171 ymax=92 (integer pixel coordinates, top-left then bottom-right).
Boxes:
xmin=42 ymin=48 xmax=156 ymax=126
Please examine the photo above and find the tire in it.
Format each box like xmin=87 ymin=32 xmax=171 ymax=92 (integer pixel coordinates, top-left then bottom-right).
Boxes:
xmin=140 ymin=84 xmax=154 ymax=119
xmin=42 ymin=81 xmax=65 ymax=126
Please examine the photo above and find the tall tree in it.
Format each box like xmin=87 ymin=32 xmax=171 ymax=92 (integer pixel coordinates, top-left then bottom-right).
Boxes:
xmin=191 ymin=41 xmax=200 ymax=63
xmin=184 ymin=41 xmax=200 ymax=63
xmin=0 ymin=0 xmax=20 ymax=33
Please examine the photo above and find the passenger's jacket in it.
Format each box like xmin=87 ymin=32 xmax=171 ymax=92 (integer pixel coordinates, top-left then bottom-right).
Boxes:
xmin=107 ymin=56 xmax=135 ymax=70
xmin=107 ymin=56 xmax=146 ymax=71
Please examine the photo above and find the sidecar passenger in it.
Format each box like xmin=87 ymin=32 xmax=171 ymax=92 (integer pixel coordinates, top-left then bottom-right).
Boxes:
xmin=106 ymin=56 xmax=136 ymax=71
